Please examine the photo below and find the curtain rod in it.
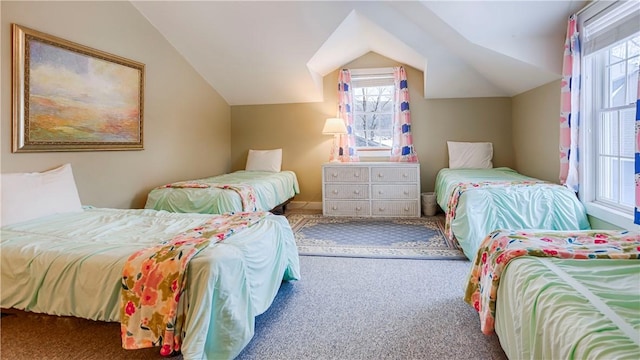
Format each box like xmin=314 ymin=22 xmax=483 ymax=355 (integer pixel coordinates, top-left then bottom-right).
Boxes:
xmin=575 ymin=0 xmax=598 ymax=16
xmin=350 ymin=67 xmax=394 ymax=76
xmin=574 ymin=0 xmax=623 ymax=17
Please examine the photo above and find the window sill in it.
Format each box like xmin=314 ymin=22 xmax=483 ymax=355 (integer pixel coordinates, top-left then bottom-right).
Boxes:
xmin=358 ymin=149 xmax=390 ymax=162
xmin=584 ymin=202 xmax=638 ymax=230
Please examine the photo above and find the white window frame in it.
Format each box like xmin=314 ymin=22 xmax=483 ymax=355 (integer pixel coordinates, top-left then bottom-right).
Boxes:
xmin=578 ymin=0 xmax=640 ymax=230
xmin=350 ymin=67 xmax=395 ymax=159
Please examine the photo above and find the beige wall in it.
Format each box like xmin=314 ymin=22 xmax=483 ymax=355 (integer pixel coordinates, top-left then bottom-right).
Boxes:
xmin=231 ymin=52 xmax=514 ymax=203
xmin=1 ymin=1 xmax=231 ymax=209
xmin=512 ymin=80 xmax=561 ymax=182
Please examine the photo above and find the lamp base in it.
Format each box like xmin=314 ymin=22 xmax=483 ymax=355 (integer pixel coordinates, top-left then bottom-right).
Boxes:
xmin=328 ymin=134 xmax=342 ymax=163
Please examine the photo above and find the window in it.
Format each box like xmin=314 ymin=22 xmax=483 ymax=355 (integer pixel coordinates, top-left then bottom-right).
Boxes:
xmin=579 ymin=0 xmax=639 ymax=228
xmin=350 ymin=68 xmax=394 ymax=154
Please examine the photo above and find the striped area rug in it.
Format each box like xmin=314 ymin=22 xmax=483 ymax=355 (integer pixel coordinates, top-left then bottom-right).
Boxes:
xmin=286 ymin=214 xmax=466 ymax=260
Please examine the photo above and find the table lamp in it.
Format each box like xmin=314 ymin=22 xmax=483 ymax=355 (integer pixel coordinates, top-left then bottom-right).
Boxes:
xmin=322 ymin=117 xmax=347 ymax=162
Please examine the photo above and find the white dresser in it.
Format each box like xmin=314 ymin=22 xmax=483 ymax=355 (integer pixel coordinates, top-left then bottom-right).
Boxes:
xmin=322 ymin=162 xmax=421 ymax=217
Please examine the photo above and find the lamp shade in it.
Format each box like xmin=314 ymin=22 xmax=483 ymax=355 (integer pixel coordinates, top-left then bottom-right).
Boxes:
xmin=322 ymin=118 xmax=347 ymax=135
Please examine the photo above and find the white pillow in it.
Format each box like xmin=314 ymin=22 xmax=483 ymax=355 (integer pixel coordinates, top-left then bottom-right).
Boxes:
xmin=1 ymin=163 xmax=83 ymax=226
xmin=447 ymin=141 xmax=493 ymax=169
xmin=245 ymin=149 xmax=282 ymax=172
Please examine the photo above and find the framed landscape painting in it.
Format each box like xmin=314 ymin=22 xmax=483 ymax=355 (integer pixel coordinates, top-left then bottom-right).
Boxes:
xmin=12 ymin=24 xmax=145 ymax=152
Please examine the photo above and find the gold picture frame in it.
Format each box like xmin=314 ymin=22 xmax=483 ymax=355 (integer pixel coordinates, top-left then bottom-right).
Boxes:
xmin=12 ymin=24 xmax=145 ymax=152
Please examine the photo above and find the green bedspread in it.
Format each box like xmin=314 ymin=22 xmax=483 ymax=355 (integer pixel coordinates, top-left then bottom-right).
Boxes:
xmin=0 ymin=208 xmax=300 ymax=360
xmin=495 ymin=257 xmax=640 ymax=359
xmin=145 ymin=170 xmax=300 ymax=214
xmin=434 ymin=168 xmax=590 ymax=260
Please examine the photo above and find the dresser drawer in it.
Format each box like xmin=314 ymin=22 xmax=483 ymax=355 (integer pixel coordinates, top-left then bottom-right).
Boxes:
xmin=371 ymin=200 xmax=420 ymax=217
xmin=371 ymin=166 xmax=418 ymax=183
xmin=324 ymin=184 xmax=369 ymax=199
xmin=324 ymin=166 xmax=369 ymax=183
xmin=324 ymin=200 xmax=370 ymax=216
xmin=371 ymin=184 xmax=418 ymax=200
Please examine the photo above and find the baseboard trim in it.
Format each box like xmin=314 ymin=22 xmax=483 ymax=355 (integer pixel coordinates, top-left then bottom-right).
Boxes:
xmin=288 ymin=201 xmax=323 ymax=210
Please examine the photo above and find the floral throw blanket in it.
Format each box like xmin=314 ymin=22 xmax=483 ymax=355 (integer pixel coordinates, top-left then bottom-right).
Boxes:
xmin=120 ymin=211 xmax=267 ymax=356
xmin=161 ymin=182 xmax=210 ymax=189
xmin=464 ymin=229 xmax=640 ymax=334
xmin=160 ymin=182 xmax=258 ymax=211
xmin=215 ymin=184 xmax=258 ymax=212
xmin=444 ymin=180 xmax=549 ymax=242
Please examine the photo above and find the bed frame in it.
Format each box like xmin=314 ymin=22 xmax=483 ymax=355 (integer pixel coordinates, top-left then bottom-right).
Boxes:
xmin=270 ymin=197 xmax=292 ymax=215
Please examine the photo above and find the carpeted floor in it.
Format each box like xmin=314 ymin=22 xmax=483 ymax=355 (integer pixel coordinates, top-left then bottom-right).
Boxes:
xmin=287 ymin=213 xmax=465 ymax=260
xmin=0 ymin=308 xmax=176 ymax=359
xmin=236 ymin=256 xmax=506 ymax=360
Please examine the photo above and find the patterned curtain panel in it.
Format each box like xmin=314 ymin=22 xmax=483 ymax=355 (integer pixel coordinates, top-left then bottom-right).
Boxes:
xmin=635 ymin=70 xmax=639 ymax=225
xmin=390 ymin=66 xmax=418 ymax=162
xmin=559 ymin=15 xmax=581 ymax=192
xmin=337 ymin=69 xmax=359 ymax=162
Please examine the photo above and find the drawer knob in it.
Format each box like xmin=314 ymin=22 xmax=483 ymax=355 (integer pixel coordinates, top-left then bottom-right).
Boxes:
xmin=379 ymin=207 xmax=385 ymax=211
xmin=404 ymin=207 xmax=410 ymax=211
xmin=331 ymin=206 xmax=337 ymax=210
xmin=402 ymin=173 xmax=408 ymax=177
xmin=378 ymin=173 xmax=383 ymax=177
xmin=356 ymin=206 xmax=361 ymax=211
xmin=332 ymin=189 xmax=339 ymax=194
xmin=378 ymin=190 xmax=384 ymax=194
xmin=332 ymin=172 xmax=338 ymax=177
xmin=354 ymin=173 xmax=360 ymax=177
xmin=354 ymin=190 xmax=360 ymax=195
xmin=403 ymin=190 xmax=409 ymax=195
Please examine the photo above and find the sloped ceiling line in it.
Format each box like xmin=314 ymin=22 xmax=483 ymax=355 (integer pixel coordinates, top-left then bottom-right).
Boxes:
xmin=306 ymin=10 xmax=428 ymax=98
xmin=131 ymin=1 xmax=586 ymax=106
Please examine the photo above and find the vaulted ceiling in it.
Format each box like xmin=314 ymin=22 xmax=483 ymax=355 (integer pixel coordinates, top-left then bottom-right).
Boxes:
xmin=131 ymin=0 xmax=587 ymax=106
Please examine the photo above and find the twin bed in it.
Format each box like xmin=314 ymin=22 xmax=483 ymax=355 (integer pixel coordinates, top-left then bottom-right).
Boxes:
xmin=0 ymin=163 xmax=301 ymax=359
xmin=435 ymin=167 xmax=591 ymax=260
xmin=145 ymin=148 xmax=299 ymax=215
xmin=495 ymin=255 xmax=639 ymax=359
xmin=466 ymin=229 xmax=640 ymax=359
xmin=145 ymin=170 xmax=299 ymax=215
xmin=434 ymin=150 xmax=639 ymax=359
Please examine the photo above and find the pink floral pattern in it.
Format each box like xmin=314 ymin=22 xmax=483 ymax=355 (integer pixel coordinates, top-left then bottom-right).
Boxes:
xmin=161 ymin=182 xmax=210 ymax=189
xmin=464 ymin=229 xmax=640 ymax=335
xmin=444 ymin=180 xmax=548 ymax=242
xmin=216 ymin=184 xmax=257 ymax=212
xmin=559 ymin=15 xmax=580 ymax=192
xmin=120 ymin=211 xmax=268 ymax=356
xmin=159 ymin=182 xmax=257 ymax=211
xmin=336 ymin=69 xmax=359 ymax=162
xmin=390 ymin=66 xmax=418 ymax=162
xmin=635 ymin=65 xmax=639 ymax=225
